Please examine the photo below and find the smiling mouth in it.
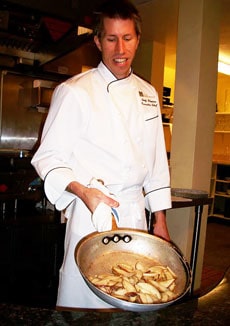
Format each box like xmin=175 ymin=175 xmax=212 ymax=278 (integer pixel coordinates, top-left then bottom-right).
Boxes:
xmin=114 ymin=58 xmax=128 ymax=63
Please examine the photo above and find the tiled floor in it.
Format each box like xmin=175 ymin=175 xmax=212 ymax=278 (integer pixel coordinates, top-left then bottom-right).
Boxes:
xmin=200 ymin=218 xmax=230 ymax=294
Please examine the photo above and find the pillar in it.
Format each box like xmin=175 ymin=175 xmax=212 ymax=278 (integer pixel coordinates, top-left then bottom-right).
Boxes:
xmin=167 ymin=0 xmax=220 ymax=290
xmin=133 ymin=40 xmax=165 ymax=105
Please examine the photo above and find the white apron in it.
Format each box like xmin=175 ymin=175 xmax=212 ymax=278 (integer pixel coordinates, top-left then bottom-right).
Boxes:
xmin=56 ymin=186 xmax=147 ymax=309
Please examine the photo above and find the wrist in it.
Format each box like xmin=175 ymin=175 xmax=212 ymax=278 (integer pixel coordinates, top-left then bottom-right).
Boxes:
xmin=67 ymin=181 xmax=87 ymax=199
xmin=154 ymin=210 xmax=166 ymax=223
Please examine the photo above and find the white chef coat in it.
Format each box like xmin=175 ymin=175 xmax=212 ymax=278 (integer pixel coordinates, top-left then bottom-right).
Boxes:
xmin=31 ymin=61 xmax=171 ymax=309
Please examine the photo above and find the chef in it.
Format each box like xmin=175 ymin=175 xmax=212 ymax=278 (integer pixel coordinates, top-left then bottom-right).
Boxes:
xmin=31 ymin=0 xmax=171 ymax=309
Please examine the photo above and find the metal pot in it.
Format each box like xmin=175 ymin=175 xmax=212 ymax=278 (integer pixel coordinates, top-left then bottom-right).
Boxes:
xmin=75 ymin=229 xmax=191 ymax=312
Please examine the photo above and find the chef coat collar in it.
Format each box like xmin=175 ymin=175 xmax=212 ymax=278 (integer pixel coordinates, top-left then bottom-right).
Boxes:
xmin=98 ymin=61 xmax=133 ymax=92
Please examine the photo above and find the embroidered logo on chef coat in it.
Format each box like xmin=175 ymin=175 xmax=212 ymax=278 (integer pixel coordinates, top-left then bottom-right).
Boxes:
xmin=139 ymin=91 xmax=158 ymax=108
xmin=139 ymin=91 xmax=158 ymax=120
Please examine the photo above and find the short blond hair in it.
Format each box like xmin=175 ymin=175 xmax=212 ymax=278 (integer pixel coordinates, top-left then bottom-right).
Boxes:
xmin=93 ymin=0 xmax=142 ymax=39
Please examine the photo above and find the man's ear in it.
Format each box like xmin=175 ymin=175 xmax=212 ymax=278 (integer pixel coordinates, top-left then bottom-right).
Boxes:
xmin=94 ymin=35 xmax=102 ymax=52
xmin=136 ymin=35 xmax=140 ymax=50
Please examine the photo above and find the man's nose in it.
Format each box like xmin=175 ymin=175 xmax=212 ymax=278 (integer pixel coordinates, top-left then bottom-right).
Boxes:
xmin=116 ymin=39 xmax=125 ymax=53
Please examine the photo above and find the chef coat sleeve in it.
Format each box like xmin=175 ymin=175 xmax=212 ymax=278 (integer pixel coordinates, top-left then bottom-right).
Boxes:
xmin=31 ymin=82 xmax=88 ymax=211
xmin=145 ymin=186 xmax=171 ymax=213
xmin=143 ymin=92 xmax=171 ymax=213
xmin=44 ymin=167 xmax=77 ymax=211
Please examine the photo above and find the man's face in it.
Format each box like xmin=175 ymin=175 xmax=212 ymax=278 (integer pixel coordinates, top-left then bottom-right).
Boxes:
xmin=94 ymin=17 xmax=140 ymax=79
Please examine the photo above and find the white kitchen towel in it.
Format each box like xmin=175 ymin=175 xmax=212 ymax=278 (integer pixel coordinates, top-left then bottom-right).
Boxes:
xmin=89 ymin=178 xmax=119 ymax=232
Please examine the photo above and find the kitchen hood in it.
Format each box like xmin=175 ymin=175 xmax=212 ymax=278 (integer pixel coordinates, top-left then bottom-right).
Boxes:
xmin=0 ymin=0 xmax=103 ymax=71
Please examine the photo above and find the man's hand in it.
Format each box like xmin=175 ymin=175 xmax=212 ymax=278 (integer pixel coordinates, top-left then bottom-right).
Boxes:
xmin=153 ymin=210 xmax=170 ymax=241
xmin=67 ymin=181 xmax=119 ymax=213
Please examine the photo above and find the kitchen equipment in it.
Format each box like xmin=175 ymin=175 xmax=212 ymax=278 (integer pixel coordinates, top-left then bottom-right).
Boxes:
xmin=0 ymin=149 xmax=44 ymax=218
xmin=75 ymin=229 xmax=191 ymax=312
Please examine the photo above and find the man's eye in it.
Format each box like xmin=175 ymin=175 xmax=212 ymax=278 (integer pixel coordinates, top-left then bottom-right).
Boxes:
xmin=107 ymin=37 xmax=116 ymax=42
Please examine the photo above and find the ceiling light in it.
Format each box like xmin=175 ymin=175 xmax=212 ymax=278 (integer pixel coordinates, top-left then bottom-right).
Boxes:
xmin=77 ymin=26 xmax=93 ymax=36
xmin=218 ymin=61 xmax=230 ymax=75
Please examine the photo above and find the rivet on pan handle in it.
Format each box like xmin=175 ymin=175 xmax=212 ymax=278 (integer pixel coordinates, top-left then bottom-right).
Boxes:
xmin=102 ymin=234 xmax=132 ymax=245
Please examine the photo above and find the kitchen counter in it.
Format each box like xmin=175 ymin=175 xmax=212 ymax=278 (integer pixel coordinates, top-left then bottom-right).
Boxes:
xmin=1 ymin=267 xmax=229 ymax=325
